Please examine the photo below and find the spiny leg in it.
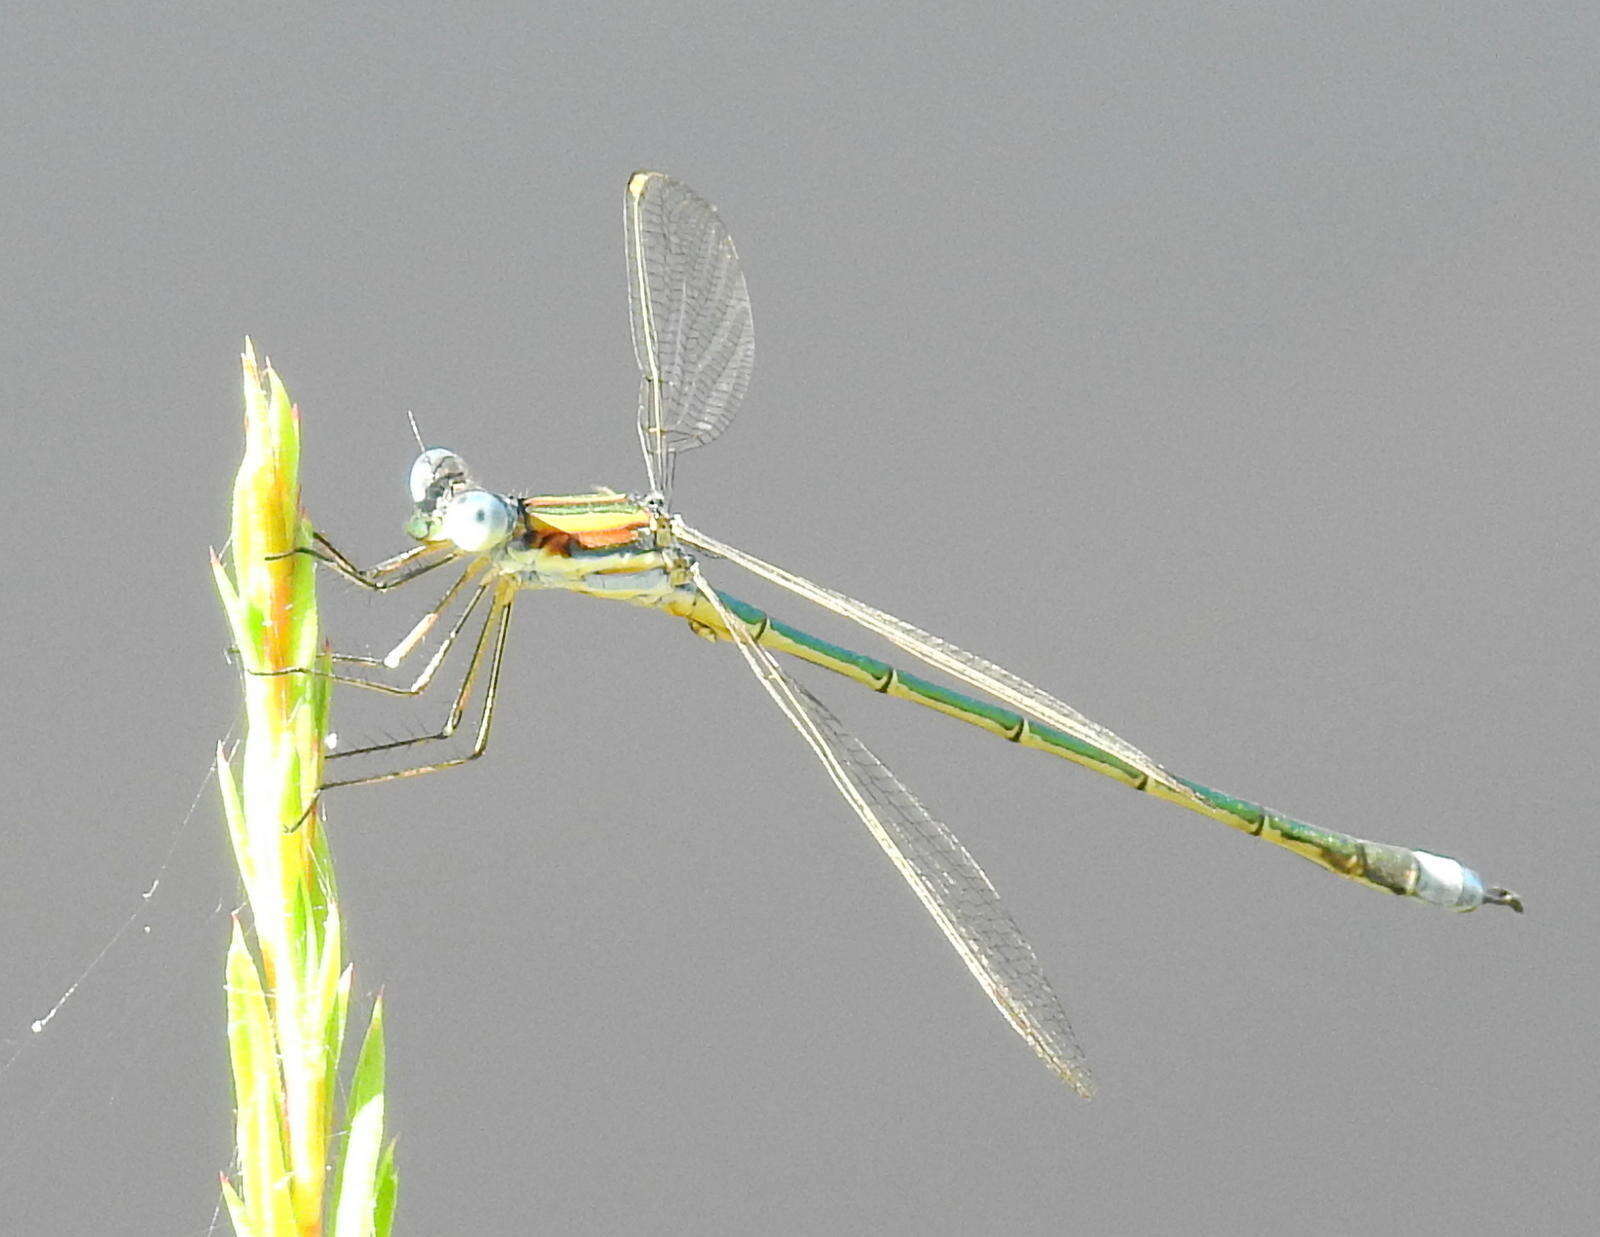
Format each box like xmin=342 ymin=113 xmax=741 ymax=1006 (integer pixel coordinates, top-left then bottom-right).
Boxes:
xmin=322 ymin=574 xmax=496 ymax=698
xmin=227 ymin=536 xmax=458 ymax=669
xmin=329 ymin=559 xmax=488 ymax=674
xmin=312 ymin=531 xmax=446 ymax=587
xmin=320 ymin=589 xmax=514 ymax=788
xmin=242 ymin=534 xmax=464 ymax=671
xmin=243 ymin=564 xmax=494 ymax=698
xmin=277 ymin=531 xmax=459 ymax=592
xmin=295 ymin=583 xmax=495 ymax=761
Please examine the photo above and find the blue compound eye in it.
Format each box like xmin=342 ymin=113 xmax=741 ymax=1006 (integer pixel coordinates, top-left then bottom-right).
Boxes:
xmin=440 ymin=490 xmax=514 ymax=552
xmin=408 ymin=447 xmax=468 ymax=505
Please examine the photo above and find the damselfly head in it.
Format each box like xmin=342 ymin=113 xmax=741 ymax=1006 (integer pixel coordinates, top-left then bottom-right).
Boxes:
xmin=437 ymin=489 xmax=516 ymax=553
xmin=405 ymin=447 xmax=472 ymax=543
xmin=404 ymin=448 xmax=515 ymax=552
xmin=408 ymin=447 xmax=469 ymax=506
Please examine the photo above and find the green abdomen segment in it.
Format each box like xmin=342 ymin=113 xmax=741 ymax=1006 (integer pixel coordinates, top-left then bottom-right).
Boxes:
xmin=671 ymin=589 xmax=1497 ymax=912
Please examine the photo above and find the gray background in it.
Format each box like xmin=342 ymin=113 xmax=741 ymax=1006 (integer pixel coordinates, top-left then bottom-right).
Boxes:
xmin=2 ymin=4 xmax=1595 ymax=1234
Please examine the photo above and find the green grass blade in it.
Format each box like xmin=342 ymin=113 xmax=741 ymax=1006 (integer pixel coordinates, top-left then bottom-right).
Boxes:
xmin=218 ymin=341 xmax=395 ymax=1234
xmin=372 ymin=1140 xmax=399 ymax=1237
xmin=223 ymin=917 xmax=293 ymax=1234
xmin=330 ymin=996 xmax=389 ymax=1237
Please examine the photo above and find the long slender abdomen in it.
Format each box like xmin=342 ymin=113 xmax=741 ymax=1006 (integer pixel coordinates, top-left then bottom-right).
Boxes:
xmin=668 ymin=589 xmax=1517 ymax=912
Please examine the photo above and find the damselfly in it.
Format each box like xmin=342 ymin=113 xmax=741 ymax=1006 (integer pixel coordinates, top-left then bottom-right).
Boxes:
xmin=299 ymin=172 xmax=1521 ymax=1096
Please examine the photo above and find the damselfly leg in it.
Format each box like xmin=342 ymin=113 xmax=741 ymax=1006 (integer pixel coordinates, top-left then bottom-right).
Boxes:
xmin=289 ymin=531 xmax=457 ymax=592
xmin=320 ymin=590 xmax=515 ymax=790
xmin=322 ymin=561 xmax=489 ymax=679
xmin=249 ymin=533 xmax=517 ymax=788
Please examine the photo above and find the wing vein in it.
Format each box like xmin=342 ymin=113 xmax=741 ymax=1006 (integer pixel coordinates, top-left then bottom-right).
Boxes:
xmin=624 ymin=172 xmax=754 ymax=498
xmin=677 ymin=523 xmax=1194 ymax=804
xmin=690 ymin=564 xmax=1093 ymax=1095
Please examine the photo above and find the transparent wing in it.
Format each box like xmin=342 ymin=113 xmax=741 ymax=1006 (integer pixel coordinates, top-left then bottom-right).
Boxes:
xmin=625 ymin=171 xmax=754 ymax=497
xmin=677 ymin=522 xmax=1199 ymax=806
xmin=690 ymin=564 xmax=1093 ymax=1095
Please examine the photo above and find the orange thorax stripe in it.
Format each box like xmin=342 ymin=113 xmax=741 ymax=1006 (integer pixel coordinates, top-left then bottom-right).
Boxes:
xmin=520 ymin=491 xmax=650 ymax=551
